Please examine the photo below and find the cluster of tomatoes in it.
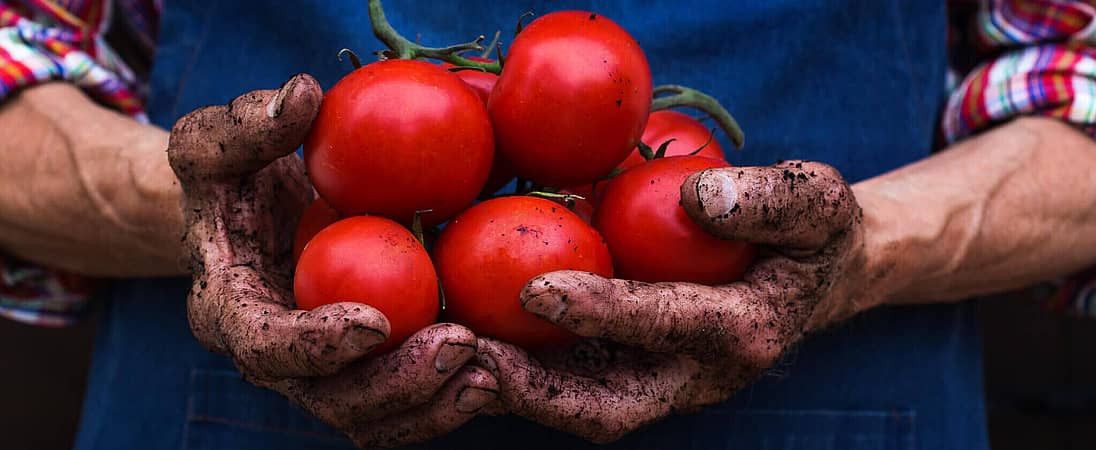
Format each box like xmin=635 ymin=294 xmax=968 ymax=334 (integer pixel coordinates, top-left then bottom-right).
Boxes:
xmin=293 ymin=8 xmax=756 ymax=354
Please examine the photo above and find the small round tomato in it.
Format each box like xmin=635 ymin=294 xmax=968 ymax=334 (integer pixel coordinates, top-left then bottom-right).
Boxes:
xmin=489 ymin=11 xmax=652 ymax=187
xmin=294 ymin=216 xmax=439 ymax=354
xmin=305 ymin=59 xmax=494 ymax=226
xmin=594 ymin=156 xmax=756 ymax=285
xmin=620 ymin=110 xmax=725 ymax=170
xmin=292 ymin=197 xmax=342 ymax=262
xmin=433 ymin=196 xmax=613 ymax=351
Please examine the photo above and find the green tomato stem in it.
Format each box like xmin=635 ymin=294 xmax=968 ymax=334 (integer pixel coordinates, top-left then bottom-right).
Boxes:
xmin=368 ymin=0 xmax=503 ymax=74
xmin=411 ymin=209 xmax=432 ymax=249
xmin=650 ymin=84 xmax=745 ymax=149
xmin=526 ymin=191 xmax=586 ymax=201
xmin=337 ymin=48 xmax=363 ymax=69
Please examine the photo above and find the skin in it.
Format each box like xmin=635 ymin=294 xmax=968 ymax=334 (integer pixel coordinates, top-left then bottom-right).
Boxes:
xmin=0 ymin=76 xmax=499 ymax=448
xmin=166 ymin=74 xmax=500 ymax=448
xmin=0 ymin=82 xmax=181 ymax=276
xmin=4 ymin=75 xmax=1095 ymax=446
xmin=478 ymin=117 xmax=1096 ymax=443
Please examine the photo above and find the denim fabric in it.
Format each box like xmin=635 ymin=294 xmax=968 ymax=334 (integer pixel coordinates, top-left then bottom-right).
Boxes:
xmin=75 ymin=1 xmax=988 ymax=449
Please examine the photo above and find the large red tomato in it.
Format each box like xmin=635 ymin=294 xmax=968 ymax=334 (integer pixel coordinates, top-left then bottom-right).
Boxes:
xmin=294 ymin=216 xmax=439 ymax=354
xmin=620 ymin=110 xmax=725 ymax=170
xmin=489 ymin=11 xmax=652 ymax=187
xmin=292 ymin=197 xmax=342 ymax=262
xmin=594 ymin=156 xmax=756 ymax=285
xmin=433 ymin=196 xmax=613 ymax=351
xmin=305 ymin=59 xmax=494 ymax=226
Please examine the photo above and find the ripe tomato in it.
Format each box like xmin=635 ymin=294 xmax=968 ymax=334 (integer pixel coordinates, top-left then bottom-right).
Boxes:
xmin=294 ymin=216 xmax=439 ymax=354
xmin=292 ymin=197 xmax=342 ymax=262
xmin=442 ymin=57 xmax=497 ymax=104
xmin=543 ymin=190 xmax=595 ymax=224
xmin=489 ymin=11 xmax=652 ymax=187
xmin=442 ymin=59 xmax=516 ymax=197
xmin=567 ymin=110 xmax=725 ymax=202
xmin=620 ymin=110 xmax=725 ymax=170
xmin=433 ymin=196 xmax=613 ymax=351
xmin=594 ymin=156 xmax=756 ymax=285
xmin=305 ymin=59 xmax=494 ymax=226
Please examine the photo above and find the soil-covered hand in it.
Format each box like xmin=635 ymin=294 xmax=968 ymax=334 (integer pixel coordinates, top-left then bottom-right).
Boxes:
xmin=478 ymin=161 xmax=873 ymax=443
xmin=168 ymin=74 xmax=497 ymax=449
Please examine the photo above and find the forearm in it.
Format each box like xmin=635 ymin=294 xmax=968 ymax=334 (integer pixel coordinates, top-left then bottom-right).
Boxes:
xmin=0 ymin=83 xmax=184 ymax=277
xmin=855 ymin=117 xmax=1096 ymax=304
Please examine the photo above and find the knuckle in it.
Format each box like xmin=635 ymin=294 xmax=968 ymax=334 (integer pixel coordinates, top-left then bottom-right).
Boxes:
xmin=170 ymin=105 xmax=219 ymax=138
xmin=803 ymin=161 xmax=842 ymax=181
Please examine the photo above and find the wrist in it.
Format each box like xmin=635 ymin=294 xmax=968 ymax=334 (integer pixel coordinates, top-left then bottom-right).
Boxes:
xmin=850 ymin=184 xmax=921 ymax=305
xmin=802 ymin=186 xmax=910 ymax=332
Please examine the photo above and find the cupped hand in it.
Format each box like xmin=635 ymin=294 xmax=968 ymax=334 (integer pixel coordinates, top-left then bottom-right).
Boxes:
xmin=477 ymin=161 xmax=879 ymax=443
xmin=168 ymin=74 xmax=497 ymax=448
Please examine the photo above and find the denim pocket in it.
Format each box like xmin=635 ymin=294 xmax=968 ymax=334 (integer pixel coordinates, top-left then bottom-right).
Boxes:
xmin=183 ymin=369 xmax=356 ymax=450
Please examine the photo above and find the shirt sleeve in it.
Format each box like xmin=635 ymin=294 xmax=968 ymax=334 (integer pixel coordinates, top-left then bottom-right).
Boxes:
xmin=0 ymin=0 xmax=159 ymax=326
xmin=943 ymin=0 xmax=1096 ymax=317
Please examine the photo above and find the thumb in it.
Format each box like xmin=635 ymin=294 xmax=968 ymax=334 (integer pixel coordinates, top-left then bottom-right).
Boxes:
xmin=168 ymin=73 xmax=322 ymax=185
xmin=679 ymin=160 xmax=858 ymax=250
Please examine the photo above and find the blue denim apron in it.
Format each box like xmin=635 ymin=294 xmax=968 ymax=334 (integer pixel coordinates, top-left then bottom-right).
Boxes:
xmin=74 ymin=1 xmax=988 ymax=449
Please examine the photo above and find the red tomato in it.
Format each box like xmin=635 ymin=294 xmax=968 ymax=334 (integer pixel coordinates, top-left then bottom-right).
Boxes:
xmin=305 ymin=59 xmax=494 ymax=226
xmin=294 ymin=216 xmax=439 ymax=354
xmin=442 ymin=57 xmax=497 ymax=104
xmin=292 ymin=197 xmax=342 ymax=262
xmin=442 ymin=58 xmax=516 ymax=197
xmin=620 ymin=110 xmax=725 ymax=170
xmin=568 ymin=110 xmax=726 ymax=202
xmin=544 ymin=190 xmax=595 ymax=224
xmin=433 ymin=196 xmax=613 ymax=351
xmin=594 ymin=156 xmax=756 ymax=285
xmin=489 ymin=11 xmax=652 ymax=187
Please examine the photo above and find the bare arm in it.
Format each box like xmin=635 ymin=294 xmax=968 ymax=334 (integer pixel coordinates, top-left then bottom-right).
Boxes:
xmin=856 ymin=117 xmax=1096 ymax=307
xmin=0 ymin=83 xmax=183 ymax=277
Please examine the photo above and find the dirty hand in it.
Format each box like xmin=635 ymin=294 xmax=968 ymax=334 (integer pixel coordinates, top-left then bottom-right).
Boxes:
xmin=168 ymin=74 xmax=497 ymax=449
xmin=478 ymin=161 xmax=880 ymax=443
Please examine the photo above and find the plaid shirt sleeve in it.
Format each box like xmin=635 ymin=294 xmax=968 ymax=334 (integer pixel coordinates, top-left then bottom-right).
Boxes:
xmin=0 ymin=0 xmax=159 ymax=326
xmin=944 ymin=0 xmax=1096 ymax=317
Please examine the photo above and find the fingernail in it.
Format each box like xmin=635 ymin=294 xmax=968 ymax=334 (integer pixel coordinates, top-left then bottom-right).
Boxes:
xmin=521 ymin=291 xmax=567 ymax=323
xmin=455 ymin=386 xmax=498 ymax=414
xmin=343 ymin=324 xmax=386 ymax=353
xmin=435 ymin=341 xmax=475 ymax=373
xmin=267 ymin=76 xmax=299 ymax=118
xmin=694 ymin=169 xmax=738 ymax=219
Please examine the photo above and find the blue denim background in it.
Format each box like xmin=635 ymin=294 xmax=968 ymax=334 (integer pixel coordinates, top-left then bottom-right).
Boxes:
xmin=75 ymin=1 xmax=988 ymax=449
